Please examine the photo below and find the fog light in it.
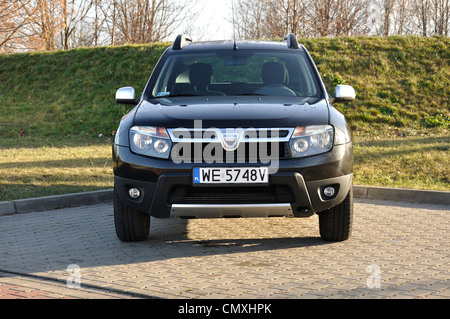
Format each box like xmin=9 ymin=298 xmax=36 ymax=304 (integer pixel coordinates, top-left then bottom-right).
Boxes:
xmin=129 ymin=187 xmax=140 ymax=199
xmin=323 ymin=186 xmax=336 ymax=198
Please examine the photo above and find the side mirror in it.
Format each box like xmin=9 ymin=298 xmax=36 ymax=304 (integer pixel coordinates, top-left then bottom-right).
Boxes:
xmin=330 ymin=85 xmax=356 ymax=103
xmin=115 ymin=87 xmax=138 ymax=105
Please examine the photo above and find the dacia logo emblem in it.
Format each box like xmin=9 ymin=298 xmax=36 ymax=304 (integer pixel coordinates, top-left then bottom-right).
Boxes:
xmin=220 ymin=130 xmax=243 ymax=151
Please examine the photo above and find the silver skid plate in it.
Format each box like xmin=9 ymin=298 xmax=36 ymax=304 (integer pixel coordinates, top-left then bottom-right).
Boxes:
xmin=170 ymin=203 xmax=294 ymax=219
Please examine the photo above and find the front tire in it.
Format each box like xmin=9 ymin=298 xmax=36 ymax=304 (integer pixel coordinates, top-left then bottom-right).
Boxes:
xmin=318 ymin=188 xmax=353 ymax=241
xmin=113 ymin=187 xmax=150 ymax=242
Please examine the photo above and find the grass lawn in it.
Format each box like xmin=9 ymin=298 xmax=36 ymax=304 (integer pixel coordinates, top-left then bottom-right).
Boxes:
xmin=0 ymin=139 xmax=113 ymax=201
xmin=353 ymin=132 xmax=449 ymax=191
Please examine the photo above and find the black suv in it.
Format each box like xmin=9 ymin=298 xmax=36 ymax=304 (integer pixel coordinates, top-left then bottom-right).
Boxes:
xmin=113 ymin=34 xmax=356 ymax=242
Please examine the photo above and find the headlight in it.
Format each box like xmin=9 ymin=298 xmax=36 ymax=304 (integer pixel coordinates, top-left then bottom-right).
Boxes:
xmin=129 ymin=126 xmax=172 ymax=159
xmin=289 ymin=125 xmax=334 ymax=157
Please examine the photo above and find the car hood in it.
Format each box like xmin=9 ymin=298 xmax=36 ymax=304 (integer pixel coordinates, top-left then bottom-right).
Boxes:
xmin=133 ymin=96 xmax=329 ymax=128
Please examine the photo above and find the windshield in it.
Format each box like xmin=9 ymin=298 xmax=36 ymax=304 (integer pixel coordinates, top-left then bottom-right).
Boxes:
xmin=146 ymin=49 xmax=322 ymax=100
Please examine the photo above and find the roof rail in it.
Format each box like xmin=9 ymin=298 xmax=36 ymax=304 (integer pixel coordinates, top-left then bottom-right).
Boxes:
xmin=173 ymin=34 xmax=192 ymax=50
xmin=284 ymin=33 xmax=299 ymax=49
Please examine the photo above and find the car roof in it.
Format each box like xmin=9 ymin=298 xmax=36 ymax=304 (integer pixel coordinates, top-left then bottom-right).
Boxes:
xmin=170 ymin=34 xmax=305 ymax=52
xmin=180 ymin=40 xmax=298 ymax=51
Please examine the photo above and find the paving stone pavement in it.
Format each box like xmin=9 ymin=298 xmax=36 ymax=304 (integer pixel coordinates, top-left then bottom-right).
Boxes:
xmin=0 ymin=198 xmax=448 ymax=299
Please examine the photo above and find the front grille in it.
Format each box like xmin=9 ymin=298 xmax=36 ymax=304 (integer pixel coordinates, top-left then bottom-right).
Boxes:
xmin=168 ymin=185 xmax=294 ymax=204
xmin=168 ymin=127 xmax=294 ymax=163
xmin=170 ymin=128 xmax=292 ymax=139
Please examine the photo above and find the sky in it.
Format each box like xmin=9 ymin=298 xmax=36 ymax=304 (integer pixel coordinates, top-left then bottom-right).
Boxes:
xmin=172 ymin=0 xmax=235 ymax=41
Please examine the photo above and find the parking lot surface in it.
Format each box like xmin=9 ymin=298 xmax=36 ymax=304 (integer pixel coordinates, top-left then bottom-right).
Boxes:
xmin=0 ymin=198 xmax=448 ymax=299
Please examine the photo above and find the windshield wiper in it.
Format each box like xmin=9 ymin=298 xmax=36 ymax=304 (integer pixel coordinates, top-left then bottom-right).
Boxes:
xmin=155 ymin=93 xmax=201 ymax=98
xmin=233 ymin=93 xmax=264 ymax=96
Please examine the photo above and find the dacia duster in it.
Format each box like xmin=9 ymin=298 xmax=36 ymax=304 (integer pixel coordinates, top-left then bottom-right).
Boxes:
xmin=113 ymin=34 xmax=356 ymax=242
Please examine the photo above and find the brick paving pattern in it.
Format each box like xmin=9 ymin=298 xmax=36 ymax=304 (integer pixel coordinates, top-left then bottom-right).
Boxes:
xmin=0 ymin=198 xmax=448 ymax=299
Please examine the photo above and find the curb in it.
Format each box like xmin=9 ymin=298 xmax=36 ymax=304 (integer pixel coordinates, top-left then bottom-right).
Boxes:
xmin=0 ymin=189 xmax=113 ymax=216
xmin=353 ymin=185 xmax=450 ymax=205
xmin=0 ymin=186 xmax=449 ymax=216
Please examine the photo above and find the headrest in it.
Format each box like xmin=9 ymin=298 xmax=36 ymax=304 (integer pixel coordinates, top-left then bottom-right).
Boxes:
xmin=262 ymin=62 xmax=288 ymax=85
xmin=189 ymin=63 xmax=213 ymax=88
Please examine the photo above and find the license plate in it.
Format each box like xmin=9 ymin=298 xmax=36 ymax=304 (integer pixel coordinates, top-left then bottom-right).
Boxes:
xmin=193 ymin=167 xmax=268 ymax=184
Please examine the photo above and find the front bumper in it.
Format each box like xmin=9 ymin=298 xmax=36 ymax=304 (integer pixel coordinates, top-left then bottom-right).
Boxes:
xmin=113 ymin=142 xmax=353 ymax=218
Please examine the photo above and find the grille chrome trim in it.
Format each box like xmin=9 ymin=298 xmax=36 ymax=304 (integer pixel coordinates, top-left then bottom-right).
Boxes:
xmin=170 ymin=203 xmax=294 ymax=218
xmin=167 ymin=128 xmax=294 ymax=144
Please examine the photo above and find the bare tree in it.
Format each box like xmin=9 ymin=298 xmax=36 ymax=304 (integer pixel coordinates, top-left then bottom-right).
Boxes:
xmin=99 ymin=0 xmax=118 ymax=45
xmin=14 ymin=0 xmax=62 ymax=51
xmin=1 ymin=0 xmax=448 ymax=54
xmin=280 ymin=0 xmax=307 ymax=36
xmin=306 ymin=0 xmax=336 ymax=36
xmin=264 ymin=0 xmax=287 ymax=38
xmin=234 ymin=0 xmax=448 ymax=37
xmin=380 ymin=0 xmax=396 ymax=35
xmin=234 ymin=0 xmax=267 ymax=39
xmin=413 ymin=0 xmax=430 ymax=35
xmin=394 ymin=0 xmax=410 ymax=35
xmin=334 ymin=0 xmax=371 ymax=36
xmin=1 ymin=0 xmax=196 ymax=52
xmin=430 ymin=0 xmax=450 ymax=35
xmin=0 ymin=1 xmax=33 ymax=52
xmin=233 ymin=0 xmax=308 ymax=39
xmin=36 ymin=0 xmax=64 ymax=50
xmin=60 ymin=0 xmax=94 ymax=50
xmin=107 ymin=0 xmax=194 ymax=44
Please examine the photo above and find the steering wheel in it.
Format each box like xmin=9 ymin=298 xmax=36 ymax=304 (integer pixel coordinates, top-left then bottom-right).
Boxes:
xmin=255 ymin=84 xmax=297 ymax=96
